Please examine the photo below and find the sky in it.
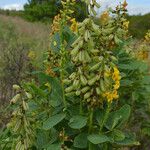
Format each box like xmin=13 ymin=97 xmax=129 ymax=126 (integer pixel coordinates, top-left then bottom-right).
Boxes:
xmin=0 ymin=0 xmax=150 ymax=15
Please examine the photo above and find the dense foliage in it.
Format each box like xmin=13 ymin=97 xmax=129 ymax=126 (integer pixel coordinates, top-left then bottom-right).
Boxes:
xmin=0 ymin=0 xmax=150 ymax=150
xmin=24 ymin=0 xmax=88 ymax=22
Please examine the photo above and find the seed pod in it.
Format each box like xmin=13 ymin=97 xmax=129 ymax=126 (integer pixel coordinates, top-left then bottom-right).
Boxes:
xmin=81 ymin=86 xmax=90 ymax=93
xmin=84 ymin=92 xmax=91 ymax=100
xmin=71 ymin=46 xmax=79 ymax=56
xmin=96 ymin=87 xmax=101 ymax=95
xmin=23 ymin=116 xmax=28 ymax=127
xmin=23 ymin=100 xmax=29 ymax=111
xmin=20 ymin=144 xmax=25 ymax=150
xmin=26 ymin=92 xmax=32 ymax=99
xmin=93 ymin=0 xmax=101 ymax=8
xmin=73 ymin=79 xmax=80 ymax=88
xmin=84 ymin=30 xmax=90 ymax=42
xmin=65 ymin=86 xmax=74 ymax=93
xmin=13 ymin=84 xmax=21 ymax=90
xmin=10 ymin=94 xmax=21 ymax=104
xmin=13 ymin=119 xmax=21 ymax=132
xmin=80 ymin=75 xmax=87 ymax=86
xmin=16 ymin=141 xmax=22 ymax=150
xmin=78 ymin=51 xmax=83 ymax=62
xmin=63 ymin=79 xmax=71 ymax=84
xmin=91 ymin=49 xmax=99 ymax=54
xmin=90 ymin=62 xmax=100 ymax=71
xmin=65 ymin=92 xmax=75 ymax=97
xmin=24 ymin=139 xmax=29 ymax=150
xmin=90 ymin=7 xmax=97 ymax=16
xmin=100 ymin=79 xmax=106 ymax=92
xmin=72 ymin=36 xmax=82 ymax=47
xmin=69 ymin=73 xmax=76 ymax=80
xmin=84 ymin=51 xmax=91 ymax=62
xmin=92 ymin=23 xmax=99 ymax=32
xmin=111 ymin=56 xmax=117 ymax=61
xmin=88 ymin=76 xmax=97 ymax=86
xmin=76 ymin=90 xmax=81 ymax=96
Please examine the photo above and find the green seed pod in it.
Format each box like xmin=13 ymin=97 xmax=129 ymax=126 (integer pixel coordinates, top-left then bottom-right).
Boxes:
xmin=13 ymin=84 xmax=21 ymax=90
xmin=20 ymin=144 xmax=25 ymax=150
xmin=23 ymin=100 xmax=29 ymax=111
xmin=24 ymin=139 xmax=29 ymax=150
xmin=92 ymin=22 xmax=100 ymax=32
xmin=96 ymin=87 xmax=101 ymax=95
xmin=65 ymin=86 xmax=74 ymax=93
xmin=10 ymin=94 xmax=21 ymax=104
xmin=111 ymin=56 xmax=118 ymax=61
xmin=91 ymin=49 xmax=99 ymax=54
xmin=76 ymin=90 xmax=81 ymax=96
xmin=84 ymin=30 xmax=90 ymax=42
xmin=63 ymin=79 xmax=71 ymax=85
xmin=88 ymin=76 xmax=97 ymax=86
xmin=93 ymin=0 xmax=101 ymax=8
xmin=90 ymin=6 xmax=97 ymax=16
xmin=65 ymin=92 xmax=75 ymax=97
xmin=13 ymin=119 xmax=21 ymax=132
xmin=84 ymin=51 xmax=91 ymax=62
xmin=71 ymin=46 xmax=79 ymax=56
xmin=16 ymin=141 xmax=22 ymax=150
xmin=26 ymin=92 xmax=32 ymax=99
xmin=100 ymin=79 xmax=106 ymax=92
xmin=90 ymin=62 xmax=100 ymax=71
xmin=80 ymin=75 xmax=88 ymax=86
xmin=87 ymin=98 xmax=91 ymax=103
xmin=84 ymin=92 xmax=91 ymax=100
xmin=72 ymin=36 xmax=82 ymax=47
xmin=81 ymin=86 xmax=90 ymax=93
xmin=73 ymin=79 xmax=80 ymax=88
xmin=69 ymin=72 xmax=76 ymax=80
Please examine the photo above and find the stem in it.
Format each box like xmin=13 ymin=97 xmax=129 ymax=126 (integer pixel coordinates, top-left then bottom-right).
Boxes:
xmin=79 ymin=100 xmax=83 ymax=115
xmin=99 ymin=102 xmax=111 ymax=132
xmin=88 ymin=108 xmax=94 ymax=150
xmin=60 ymin=17 xmax=67 ymax=109
xmin=88 ymin=108 xmax=94 ymax=133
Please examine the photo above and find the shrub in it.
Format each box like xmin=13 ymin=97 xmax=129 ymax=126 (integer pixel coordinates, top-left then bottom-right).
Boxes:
xmin=1 ymin=0 xmax=150 ymax=150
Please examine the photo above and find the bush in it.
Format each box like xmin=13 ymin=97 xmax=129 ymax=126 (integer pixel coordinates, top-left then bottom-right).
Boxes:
xmin=0 ymin=0 xmax=150 ymax=150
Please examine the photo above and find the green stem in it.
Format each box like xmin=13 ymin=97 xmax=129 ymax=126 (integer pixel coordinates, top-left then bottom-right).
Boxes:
xmin=100 ymin=102 xmax=111 ymax=132
xmin=79 ymin=100 xmax=83 ymax=115
xmin=88 ymin=108 xmax=94 ymax=150
xmin=88 ymin=108 xmax=94 ymax=133
xmin=60 ymin=18 xmax=67 ymax=110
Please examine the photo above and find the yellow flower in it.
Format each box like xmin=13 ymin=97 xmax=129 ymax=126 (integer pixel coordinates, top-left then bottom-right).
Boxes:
xmin=114 ymin=81 xmax=120 ymax=90
xmin=123 ymin=21 xmax=129 ymax=30
xmin=70 ymin=18 xmax=78 ymax=33
xmin=28 ymin=50 xmax=36 ymax=60
xmin=100 ymin=11 xmax=110 ymax=24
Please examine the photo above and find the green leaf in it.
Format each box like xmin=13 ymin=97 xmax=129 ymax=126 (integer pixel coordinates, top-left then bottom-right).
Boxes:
xmin=47 ymin=143 xmax=61 ymax=150
xmin=74 ymin=133 xmax=88 ymax=149
xmin=69 ymin=115 xmax=87 ymax=129
xmin=115 ymin=133 xmax=140 ymax=146
xmin=112 ymin=129 xmax=125 ymax=142
xmin=88 ymin=134 xmax=110 ymax=144
xmin=43 ymin=113 xmax=66 ymax=130
xmin=105 ymin=104 xmax=131 ymax=130
xmin=50 ymin=33 xmax=61 ymax=53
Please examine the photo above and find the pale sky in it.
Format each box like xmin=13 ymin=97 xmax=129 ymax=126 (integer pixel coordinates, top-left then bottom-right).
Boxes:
xmin=0 ymin=0 xmax=150 ymax=15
